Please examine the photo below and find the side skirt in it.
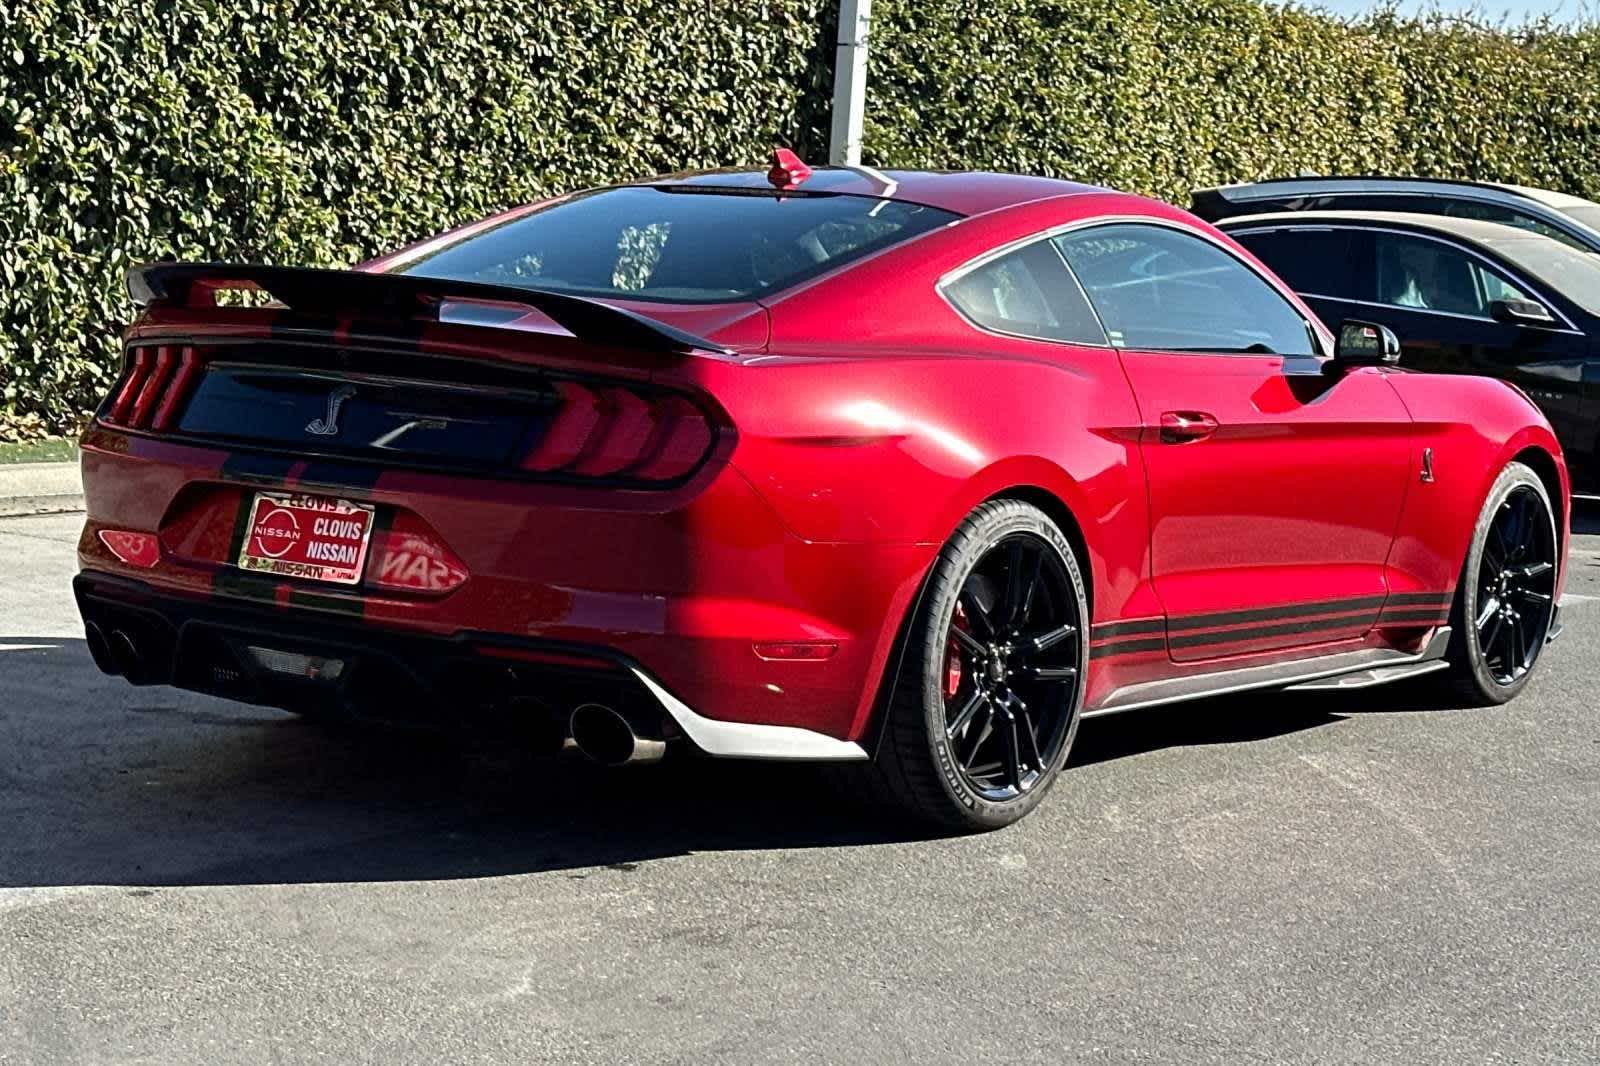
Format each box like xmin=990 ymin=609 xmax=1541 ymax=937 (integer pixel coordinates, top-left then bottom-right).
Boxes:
xmin=1081 ymin=627 xmax=1452 ymax=719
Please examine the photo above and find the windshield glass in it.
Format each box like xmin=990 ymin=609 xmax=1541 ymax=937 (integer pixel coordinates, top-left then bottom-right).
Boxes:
xmin=1494 ymin=235 xmax=1600 ymax=317
xmin=393 ymin=186 xmax=959 ymax=303
xmin=1557 ymin=202 xmax=1600 ymax=241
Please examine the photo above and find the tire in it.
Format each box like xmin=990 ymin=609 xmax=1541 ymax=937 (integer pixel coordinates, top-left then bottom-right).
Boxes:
xmin=1440 ymin=460 xmax=1560 ymax=706
xmin=857 ymin=499 xmax=1090 ymax=832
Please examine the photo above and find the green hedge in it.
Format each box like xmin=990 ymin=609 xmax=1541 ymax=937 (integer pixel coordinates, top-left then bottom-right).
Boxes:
xmin=5 ymin=0 xmax=1600 ymax=434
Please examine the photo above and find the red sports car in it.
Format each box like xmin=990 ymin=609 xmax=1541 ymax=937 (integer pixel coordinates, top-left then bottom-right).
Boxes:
xmin=75 ymin=159 xmax=1569 ymax=830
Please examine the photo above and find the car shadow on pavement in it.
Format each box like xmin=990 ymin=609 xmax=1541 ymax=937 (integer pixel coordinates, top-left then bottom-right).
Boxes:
xmin=0 ymin=637 xmax=1460 ymax=889
xmin=1571 ymin=497 xmax=1600 ymax=536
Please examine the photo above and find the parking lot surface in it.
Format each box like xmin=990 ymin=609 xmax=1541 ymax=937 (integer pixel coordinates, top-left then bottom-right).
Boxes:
xmin=3 ymin=509 xmax=1598 ymax=1064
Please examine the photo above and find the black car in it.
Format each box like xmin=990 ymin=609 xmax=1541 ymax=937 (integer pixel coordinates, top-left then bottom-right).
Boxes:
xmin=1218 ymin=210 xmax=1600 ymax=485
xmin=1194 ymin=176 xmax=1600 ymax=255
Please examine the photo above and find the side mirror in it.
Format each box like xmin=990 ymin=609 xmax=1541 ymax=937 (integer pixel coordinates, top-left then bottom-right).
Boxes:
xmin=1332 ymin=320 xmax=1401 ymax=369
xmin=1490 ymin=298 xmax=1556 ymax=327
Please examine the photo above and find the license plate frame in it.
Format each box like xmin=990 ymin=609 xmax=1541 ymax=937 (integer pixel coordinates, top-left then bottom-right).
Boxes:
xmin=236 ymin=492 xmax=376 ymax=586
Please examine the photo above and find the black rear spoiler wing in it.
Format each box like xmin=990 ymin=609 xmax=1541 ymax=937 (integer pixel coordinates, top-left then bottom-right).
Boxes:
xmin=126 ymin=262 xmax=730 ymax=355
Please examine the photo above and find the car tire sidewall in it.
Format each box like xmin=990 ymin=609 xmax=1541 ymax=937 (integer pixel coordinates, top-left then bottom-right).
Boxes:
xmin=917 ymin=504 xmax=1089 ymax=830
xmin=1456 ymin=461 xmax=1557 ymax=703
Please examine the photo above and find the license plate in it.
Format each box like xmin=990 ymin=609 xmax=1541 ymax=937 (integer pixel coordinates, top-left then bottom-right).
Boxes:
xmin=237 ymin=492 xmax=375 ymax=586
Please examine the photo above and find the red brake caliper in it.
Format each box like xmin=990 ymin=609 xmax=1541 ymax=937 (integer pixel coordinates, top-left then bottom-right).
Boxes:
xmin=946 ymin=602 xmax=967 ymax=699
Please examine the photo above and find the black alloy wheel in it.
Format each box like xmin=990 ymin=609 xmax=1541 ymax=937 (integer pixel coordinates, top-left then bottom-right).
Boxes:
xmin=1444 ymin=461 xmax=1560 ymax=705
xmin=941 ymin=534 xmax=1082 ymax=801
xmin=860 ymin=499 xmax=1090 ymax=831
xmin=1472 ymin=483 xmax=1558 ymax=685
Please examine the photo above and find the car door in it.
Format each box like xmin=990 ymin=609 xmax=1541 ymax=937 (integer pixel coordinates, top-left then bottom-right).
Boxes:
xmin=1362 ymin=229 xmax=1590 ymax=459
xmin=1054 ymin=222 xmax=1413 ymax=663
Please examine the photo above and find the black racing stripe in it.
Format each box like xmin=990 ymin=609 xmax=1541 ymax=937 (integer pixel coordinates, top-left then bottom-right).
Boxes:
xmin=212 ymin=570 xmax=283 ymax=604
xmin=221 ymin=452 xmax=299 ymax=485
xmin=1089 ymin=636 xmax=1166 ymax=659
xmin=292 ymin=459 xmax=386 ymax=493
xmin=1169 ymin=610 xmax=1375 ymax=651
xmin=287 ymin=586 xmax=365 ymax=616
xmin=1166 ymin=595 xmax=1386 ymax=633
xmin=1385 ymin=591 xmax=1451 ymax=606
xmin=1379 ymin=609 xmax=1451 ymax=624
xmin=1091 ymin=617 xmax=1165 ymax=639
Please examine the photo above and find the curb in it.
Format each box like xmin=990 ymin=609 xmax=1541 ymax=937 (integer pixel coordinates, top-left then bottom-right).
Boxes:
xmin=0 ymin=461 xmax=84 ymax=517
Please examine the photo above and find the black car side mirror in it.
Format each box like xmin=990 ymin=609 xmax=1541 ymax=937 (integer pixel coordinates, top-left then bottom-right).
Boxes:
xmin=1331 ymin=320 xmax=1401 ymax=371
xmin=1489 ymin=298 xmax=1557 ymax=327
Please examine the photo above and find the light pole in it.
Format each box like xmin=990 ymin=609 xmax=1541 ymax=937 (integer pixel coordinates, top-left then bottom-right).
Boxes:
xmin=829 ymin=0 xmax=871 ymax=167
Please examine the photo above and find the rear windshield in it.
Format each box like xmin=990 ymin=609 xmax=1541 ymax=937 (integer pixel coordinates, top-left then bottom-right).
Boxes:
xmin=394 ymin=186 xmax=959 ymax=303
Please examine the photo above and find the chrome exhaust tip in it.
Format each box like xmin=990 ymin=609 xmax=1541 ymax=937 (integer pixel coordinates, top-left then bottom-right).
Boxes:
xmin=108 ymin=629 xmax=142 ymax=680
xmin=84 ymin=621 xmax=118 ymax=676
xmin=569 ymin=703 xmax=666 ymax=766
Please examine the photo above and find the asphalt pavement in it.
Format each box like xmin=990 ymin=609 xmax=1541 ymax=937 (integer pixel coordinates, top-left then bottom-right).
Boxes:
xmin=2 ymin=508 xmax=1598 ymax=1064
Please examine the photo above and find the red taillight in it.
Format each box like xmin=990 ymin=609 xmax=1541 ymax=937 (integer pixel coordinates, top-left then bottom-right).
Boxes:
xmin=106 ymin=349 xmax=152 ymax=424
xmin=635 ymin=397 xmax=712 ymax=481
xmin=521 ymin=382 xmax=713 ymax=483
xmin=98 ymin=529 xmax=161 ymax=568
xmin=574 ymin=388 xmax=657 ymax=477
xmin=522 ymin=382 xmax=602 ymax=472
xmin=104 ymin=345 xmax=201 ymax=431
xmin=153 ymin=347 xmax=203 ymax=430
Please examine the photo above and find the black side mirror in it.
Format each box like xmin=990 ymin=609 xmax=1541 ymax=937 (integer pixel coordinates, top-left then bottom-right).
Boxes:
xmin=1332 ymin=320 xmax=1401 ymax=369
xmin=1490 ymin=298 xmax=1556 ymax=327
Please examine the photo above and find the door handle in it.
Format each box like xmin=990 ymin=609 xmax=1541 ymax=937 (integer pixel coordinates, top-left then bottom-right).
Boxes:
xmin=1159 ymin=411 xmax=1219 ymax=444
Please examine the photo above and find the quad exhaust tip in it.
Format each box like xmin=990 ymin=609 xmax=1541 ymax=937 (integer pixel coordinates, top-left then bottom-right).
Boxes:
xmin=84 ymin=621 xmax=117 ymax=675
xmin=108 ymin=629 xmax=144 ymax=682
xmin=568 ymin=703 xmax=666 ymax=767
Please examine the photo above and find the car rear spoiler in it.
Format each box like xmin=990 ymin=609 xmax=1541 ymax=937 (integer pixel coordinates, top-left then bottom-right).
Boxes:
xmin=126 ymin=262 xmax=731 ymax=355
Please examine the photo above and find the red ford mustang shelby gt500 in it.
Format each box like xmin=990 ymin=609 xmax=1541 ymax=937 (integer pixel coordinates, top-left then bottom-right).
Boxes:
xmin=76 ymin=162 xmax=1568 ymax=830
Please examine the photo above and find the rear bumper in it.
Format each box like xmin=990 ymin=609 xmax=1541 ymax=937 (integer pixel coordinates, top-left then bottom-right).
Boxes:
xmin=77 ymin=429 xmax=935 ymax=742
xmin=74 ymin=571 xmax=866 ymax=760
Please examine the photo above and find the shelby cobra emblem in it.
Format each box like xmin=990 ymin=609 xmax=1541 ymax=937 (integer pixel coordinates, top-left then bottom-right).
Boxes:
xmin=305 ymin=384 xmax=356 ymax=437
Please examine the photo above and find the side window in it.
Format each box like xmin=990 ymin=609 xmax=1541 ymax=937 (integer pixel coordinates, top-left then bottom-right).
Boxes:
xmin=1439 ymin=200 xmax=1589 ymax=251
xmin=1231 ymin=228 xmax=1361 ymax=300
xmin=1372 ymin=233 xmax=1526 ymax=317
xmin=1477 ymin=267 xmax=1530 ymax=305
xmin=943 ymin=240 xmax=1107 ymax=345
xmin=1053 ymin=223 xmax=1318 ymax=355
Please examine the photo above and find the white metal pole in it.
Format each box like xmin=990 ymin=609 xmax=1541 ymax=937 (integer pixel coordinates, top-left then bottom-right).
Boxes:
xmin=829 ymin=0 xmax=871 ymax=167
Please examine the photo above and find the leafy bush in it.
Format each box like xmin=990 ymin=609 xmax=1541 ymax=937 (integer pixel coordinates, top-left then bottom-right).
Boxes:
xmin=5 ymin=0 xmax=1600 ymax=432
xmin=0 ymin=0 xmax=836 ymax=433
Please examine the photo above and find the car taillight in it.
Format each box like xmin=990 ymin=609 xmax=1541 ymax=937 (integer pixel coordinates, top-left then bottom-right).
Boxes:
xmin=522 ymin=383 xmax=713 ymax=483
xmin=104 ymin=345 xmax=203 ymax=431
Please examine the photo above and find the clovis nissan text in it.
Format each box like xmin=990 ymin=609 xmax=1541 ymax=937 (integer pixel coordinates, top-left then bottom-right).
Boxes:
xmin=73 ymin=155 xmax=1568 ymax=830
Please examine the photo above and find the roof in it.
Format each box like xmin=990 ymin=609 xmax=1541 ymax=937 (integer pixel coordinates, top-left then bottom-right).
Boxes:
xmin=641 ymin=166 xmax=1105 ymax=216
xmin=1217 ymin=209 xmax=1563 ymax=249
xmin=1197 ymin=175 xmax=1598 ymax=209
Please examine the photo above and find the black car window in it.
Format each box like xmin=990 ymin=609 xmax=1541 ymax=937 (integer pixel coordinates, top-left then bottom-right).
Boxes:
xmin=1372 ymin=232 xmax=1527 ymax=317
xmin=1293 ymin=193 xmax=1589 ymax=252
xmin=395 ymin=186 xmax=959 ymax=304
xmin=1053 ymin=224 xmax=1317 ymax=355
xmin=943 ymin=240 xmax=1107 ymax=345
xmin=1230 ymin=228 xmax=1361 ymax=300
xmin=1437 ymin=200 xmax=1587 ymax=250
